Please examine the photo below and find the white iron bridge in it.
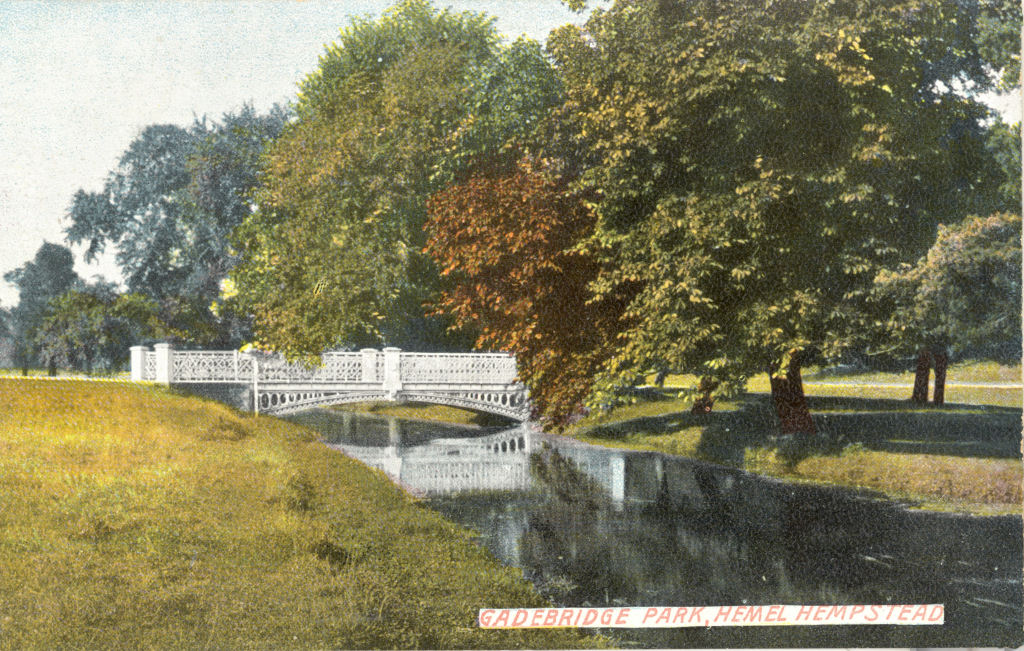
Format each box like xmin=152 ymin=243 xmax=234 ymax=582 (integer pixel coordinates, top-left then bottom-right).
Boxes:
xmin=130 ymin=344 xmax=531 ymax=421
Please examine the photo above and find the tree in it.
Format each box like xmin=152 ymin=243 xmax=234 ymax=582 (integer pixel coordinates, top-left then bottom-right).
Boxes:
xmin=426 ymin=159 xmax=633 ymax=425
xmin=3 ymin=243 xmax=80 ymax=374
xmin=433 ymin=36 xmax=565 ymax=187
xmin=985 ymin=119 xmax=1022 ymax=210
xmin=873 ymin=212 xmax=1021 ymax=405
xmin=545 ymin=0 xmax=1009 ymax=435
xmin=65 ymin=105 xmax=288 ymax=346
xmin=976 ymin=0 xmax=1022 ymax=91
xmin=34 ymin=283 xmax=166 ymax=374
xmin=229 ymin=0 xmax=507 ymax=356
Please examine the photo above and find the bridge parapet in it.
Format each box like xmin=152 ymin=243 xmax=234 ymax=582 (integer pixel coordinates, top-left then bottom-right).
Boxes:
xmin=132 ymin=346 xmax=517 ymax=385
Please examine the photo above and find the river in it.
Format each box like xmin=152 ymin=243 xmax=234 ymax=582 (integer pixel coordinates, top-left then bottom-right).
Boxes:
xmin=287 ymin=409 xmax=1023 ymax=647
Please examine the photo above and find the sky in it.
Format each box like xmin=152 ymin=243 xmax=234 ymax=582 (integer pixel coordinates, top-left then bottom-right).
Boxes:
xmin=0 ymin=1 xmax=1019 ymax=308
xmin=0 ymin=0 xmax=592 ymax=307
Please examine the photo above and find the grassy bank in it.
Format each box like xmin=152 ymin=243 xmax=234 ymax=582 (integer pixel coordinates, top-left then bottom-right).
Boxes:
xmin=0 ymin=379 xmax=601 ymax=649
xmin=332 ymin=363 xmax=1021 ymax=514
xmin=572 ymin=394 xmax=1021 ymax=515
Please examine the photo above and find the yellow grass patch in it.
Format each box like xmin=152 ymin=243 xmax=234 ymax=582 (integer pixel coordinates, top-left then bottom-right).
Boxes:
xmin=0 ymin=379 xmax=602 ymax=649
xmin=790 ymin=449 xmax=1022 ymax=512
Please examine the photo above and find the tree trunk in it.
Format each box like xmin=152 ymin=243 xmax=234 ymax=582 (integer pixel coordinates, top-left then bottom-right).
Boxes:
xmin=47 ymin=359 xmax=57 ymax=377
xmin=768 ymin=352 xmax=816 ymax=436
xmin=911 ymin=348 xmax=931 ymax=403
xmin=691 ymin=376 xmax=718 ymax=414
xmin=932 ymin=348 xmax=948 ymax=406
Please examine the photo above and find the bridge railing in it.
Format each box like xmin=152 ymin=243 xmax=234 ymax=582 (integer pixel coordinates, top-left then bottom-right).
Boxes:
xmin=399 ymin=352 xmax=517 ymax=385
xmin=130 ymin=344 xmax=519 ymax=387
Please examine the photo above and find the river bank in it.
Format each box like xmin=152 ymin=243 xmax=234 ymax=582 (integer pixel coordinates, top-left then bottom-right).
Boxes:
xmin=0 ymin=379 xmax=601 ymax=649
xmin=339 ymin=377 xmax=1022 ymax=516
xmin=301 ymin=408 xmax=1024 ymax=647
xmin=571 ymin=394 xmax=1021 ymax=516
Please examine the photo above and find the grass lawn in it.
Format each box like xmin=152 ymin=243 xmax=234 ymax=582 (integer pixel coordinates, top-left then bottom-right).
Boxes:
xmin=573 ymin=392 xmax=1022 ymax=515
xmin=653 ymin=361 xmax=1022 ymax=408
xmin=0 ymin=368 xmax=130 ymax=379
xmin=0 ymin=379 xmax=602 ymax=649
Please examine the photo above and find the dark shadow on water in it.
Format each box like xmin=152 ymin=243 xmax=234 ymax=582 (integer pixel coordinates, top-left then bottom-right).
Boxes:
xmin=431 ymin=446 xmax=1024 ymax=647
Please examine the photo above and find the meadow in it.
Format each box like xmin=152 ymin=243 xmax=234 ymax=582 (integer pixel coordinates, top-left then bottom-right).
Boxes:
xmin=572 ymin=362 xmax=1022 ymax=515
xmin=0 ymin=378 xmax=602 ymax=649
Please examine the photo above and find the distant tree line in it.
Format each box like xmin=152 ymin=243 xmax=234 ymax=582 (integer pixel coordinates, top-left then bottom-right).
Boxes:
xmin=2 ymin=0 xmax=1019 ymax=434
xmin=1 ymin=105 xmax=287 ymax=374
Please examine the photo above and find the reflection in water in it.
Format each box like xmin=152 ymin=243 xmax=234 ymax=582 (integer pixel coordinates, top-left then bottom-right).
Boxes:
xmin=288 ymin=409 xmax=1024 ymax=648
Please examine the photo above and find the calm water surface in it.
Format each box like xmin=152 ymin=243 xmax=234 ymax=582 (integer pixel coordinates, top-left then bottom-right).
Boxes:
xmin=288 ymin=409 xmax=1023 ymax=647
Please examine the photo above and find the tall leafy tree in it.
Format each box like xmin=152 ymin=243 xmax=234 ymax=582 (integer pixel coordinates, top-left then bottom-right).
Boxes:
xmin=3 ymin=243 xmax=80 ymax=374
xmin=434 ymin=36 xmax=565 ymax=186
xmin=230 ymin=0 xmax=505 ymax=355
xmin=546 ymin=0 xmax=1009 ymax=434
xmin=872 ymin=212 xmax=1021 ymax=404
xmin=985 ymin=119 xmax=1022 ymax=210
xmin=65 ymin=105 xmax=288 ymax=346
xmin=426 ymin=160 xmax=632 ymax=425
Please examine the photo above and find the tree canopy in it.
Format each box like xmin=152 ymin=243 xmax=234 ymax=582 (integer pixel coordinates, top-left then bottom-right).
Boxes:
xmin=534 ymin=0 xmax=1012 ymax=429
xmin=65 ymin=105 xmax=288 ymax=346
xmin=3 ymin=243 xmax=81 ymax=373
xmin=426 ymin=159 xmax=631 ymax=425
xmin=229 ymin=0 xmax=568 ymax=356
xmin=35 ymin=283 xmax=166 ymax=373
xmin=874 ymin=212 xmax=1021 ymax=363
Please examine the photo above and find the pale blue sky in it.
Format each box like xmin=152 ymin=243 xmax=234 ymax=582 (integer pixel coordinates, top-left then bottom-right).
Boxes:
xmin=0 ymin=0 xmax=591 ymax=306
xmin=0 ymin=1 xmax=1018 ymax=307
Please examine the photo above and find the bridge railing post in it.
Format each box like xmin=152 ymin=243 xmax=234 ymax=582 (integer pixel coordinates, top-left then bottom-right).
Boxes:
xmin=252 ymin=357 xmax=260 ymax=415
xmin=360 ymin=348 xmax=379 ymax=383
xmin=153 ymin=343 xmax=173 ymax=385
xmin=130 ymin=346 xmax=147 ymax=382
xmin=383 ymin=347 xmax=402 ymax=399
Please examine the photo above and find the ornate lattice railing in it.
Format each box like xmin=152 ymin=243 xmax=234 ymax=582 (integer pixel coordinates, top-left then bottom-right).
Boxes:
xmin=132 ymin=346 xmax=519 ymax=386
xmin=143 ymin=352 xmax=157 ymax=381
xmin=171 ymin=351 xmax=243 ymax=382
xmin=255 ymin=352 xmax=366 ymax=383
xmin=399 ymin=352 xmax=517 ymax=384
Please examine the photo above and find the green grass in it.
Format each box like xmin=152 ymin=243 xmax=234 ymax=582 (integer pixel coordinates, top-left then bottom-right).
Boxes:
xmin=804 ymin=359 xmax=1022 ymax=384
xmin=0 ymin=379 xmax=603 ymax=649
xmin=574 ymin=393 xmax=1021 ymax=515
xmin=0 ymin=367 xmax=130 ymax=378
xmin=652 ymin=361 xmax=1022 ymax=408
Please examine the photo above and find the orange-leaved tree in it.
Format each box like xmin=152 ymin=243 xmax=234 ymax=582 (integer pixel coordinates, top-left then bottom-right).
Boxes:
xmin=425 ymin=160 xmax=632 ymax=426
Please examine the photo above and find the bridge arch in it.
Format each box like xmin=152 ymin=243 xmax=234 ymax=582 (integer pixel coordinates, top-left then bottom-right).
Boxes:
xmin=259 ymin=389 xmax=529 ymax=421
